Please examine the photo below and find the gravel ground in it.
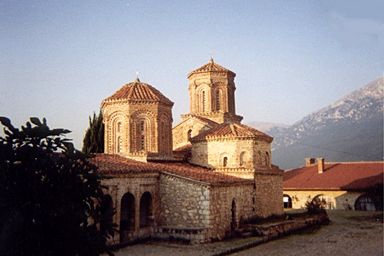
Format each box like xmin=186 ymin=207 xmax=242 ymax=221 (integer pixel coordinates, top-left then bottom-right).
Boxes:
xmin=111 ymin=210 xmax=383 ymax=256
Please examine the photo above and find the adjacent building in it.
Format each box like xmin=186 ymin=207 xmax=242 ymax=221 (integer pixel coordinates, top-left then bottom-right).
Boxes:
xmin=283 ymin=158 xmax=383 ymax=211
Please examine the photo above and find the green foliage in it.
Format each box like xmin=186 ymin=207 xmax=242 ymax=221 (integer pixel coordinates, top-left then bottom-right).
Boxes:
xmin=305 ymin=197 xmax=326 ymax=214
xmin=0 ymin=117 xmax=113 ymax=256
xmin=82 ymin=111 xmax=104 ymax=155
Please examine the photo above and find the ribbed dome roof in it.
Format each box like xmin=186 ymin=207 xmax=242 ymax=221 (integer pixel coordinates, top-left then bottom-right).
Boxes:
xmin=188 ymin=58 xmax=235 ymax=78
xmin=102 ymin=78 xmax=173 ymax=106
xmin=191 ymin=123 xmax=273 ymax=143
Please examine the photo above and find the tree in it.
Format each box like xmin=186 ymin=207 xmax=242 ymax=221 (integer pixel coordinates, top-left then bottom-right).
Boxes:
xmin=82 ymin=111 xmax=104 ymax=155
xmin=0 ymin=117 xmax=113 ymax=256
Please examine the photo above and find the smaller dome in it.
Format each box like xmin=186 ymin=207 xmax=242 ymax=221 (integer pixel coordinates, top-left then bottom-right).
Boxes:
xmin=188 ymin=58 xmax=236 ymax=78
xmin=191 ymin=123 xmax=273 ymax=143
xmin=102 ymin=80 xmax=173 ymax=106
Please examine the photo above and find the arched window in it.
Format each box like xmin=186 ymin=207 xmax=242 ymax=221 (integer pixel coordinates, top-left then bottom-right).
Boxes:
xmin=100 ymin=195 xmax=114 ymax=238
xmin=140 ymin=192 xmax=153 ymax=227
xmin=265 ymin=152 xmax=270 ymax=166
xmin=283 ymin=194 xmax=292 ymax=208
xmin=117 ymin=122 xmax=121 ymax=132
xmin=258 ymin=151 xmax=262 ymax=165
xmin=223 ymin=156 xmax=228 ymax=167
xmin=117 ymin=136 xmax=122 ymax=153
xmin=120 ymin=192 xmax=135 ymax=243
xmin=201 ymin=91 xmax=206 ymax=112
xmin=239 ymin=152 xmax=245 ymax=167
xmin=215 ymin=90 xmax=221 ymax=111
xmin=187 ymin=129 xmax=192 ymax=140
xmin=355 ymin=194 xmax=376 ymax=211
xmin=138 ymin=120 xmax=145 ymax=151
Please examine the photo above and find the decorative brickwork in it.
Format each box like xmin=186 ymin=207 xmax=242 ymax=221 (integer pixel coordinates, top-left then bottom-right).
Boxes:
xmin=102 ymin=79 xmax=173 ymax=161
xmin=93 ymin=59 xmax=284 ymax=245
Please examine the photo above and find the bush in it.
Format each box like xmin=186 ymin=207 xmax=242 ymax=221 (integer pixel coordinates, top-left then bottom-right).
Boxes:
xmin=305 ymin=197 xmax=326 ymax=214
xmin=0 ymin=117 xmax=113 ymax=256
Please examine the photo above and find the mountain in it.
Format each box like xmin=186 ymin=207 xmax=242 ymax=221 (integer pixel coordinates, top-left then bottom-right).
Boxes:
xmin=267 ymin=78 xmax=384 ymax=170
xmin=247 ymin=121 xmax=289 ymax=133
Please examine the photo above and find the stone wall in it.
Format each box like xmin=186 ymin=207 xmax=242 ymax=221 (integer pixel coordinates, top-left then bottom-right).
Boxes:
xmin=254 ymin=172 xmax=284 ymax=217
xmin=284 ymin=190 xmax=363 ymax=210
xmin=190 ymin=138 xmax=272 ymax=177
xmin=102 ymin=101 xmax=173 ymax=159
xmin=208 ymin=183 xmax=255 ymax=240
xmin=172 ymin=116 xmax=212 ymax=150
xmin=101 ymin=173 xmax=159 ymax=244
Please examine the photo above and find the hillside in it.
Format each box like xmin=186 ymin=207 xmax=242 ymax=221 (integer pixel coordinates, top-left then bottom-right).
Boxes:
xmin=266 ymin=78 xmax=384 ymax=169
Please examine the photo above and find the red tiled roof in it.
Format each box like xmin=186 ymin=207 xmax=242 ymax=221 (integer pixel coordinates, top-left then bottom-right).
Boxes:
xmin=283 ymin=162 xmax=384 ymax=191
xmin=102 ymin=79 xmax=173 ymax=106
xmin=90 ymin=154 xmax=251 ymax=185
xmin=191 ymin=123 xmax=273 ymax=143
xmin=188 ymin=58 xmax=235 ymax=78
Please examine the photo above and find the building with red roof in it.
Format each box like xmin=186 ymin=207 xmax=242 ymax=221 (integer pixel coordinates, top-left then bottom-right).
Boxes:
xmin=283 ymin=158 xmax=383 ymax=211
xmin=96 ymin=59 xmax=283 ymax=245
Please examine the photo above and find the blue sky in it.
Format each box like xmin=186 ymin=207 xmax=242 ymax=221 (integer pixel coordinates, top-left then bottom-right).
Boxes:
xmin=1 ymin=0 xmax=383 ymax=149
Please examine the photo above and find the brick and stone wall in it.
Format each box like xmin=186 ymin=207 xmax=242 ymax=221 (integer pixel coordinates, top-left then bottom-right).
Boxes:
xmin=101 ymin=173 xmax=160 ymax=244
xmin=254 ymin=172 xmax=284 ymax=217
xmin=208 ymin=183 xmax=255 ymax=240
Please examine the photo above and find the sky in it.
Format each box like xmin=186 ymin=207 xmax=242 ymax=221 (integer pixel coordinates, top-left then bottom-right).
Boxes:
xmin=1 ymin=0 xmax=383 ymax=149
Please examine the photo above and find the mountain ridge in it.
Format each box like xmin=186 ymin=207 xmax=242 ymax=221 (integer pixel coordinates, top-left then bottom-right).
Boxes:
xmin=251 ymin=77 xmax=384 ymax=169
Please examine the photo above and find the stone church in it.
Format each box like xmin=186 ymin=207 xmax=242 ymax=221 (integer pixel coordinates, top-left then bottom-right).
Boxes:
xmin=92 ymin=59 xmax=283 ymax=244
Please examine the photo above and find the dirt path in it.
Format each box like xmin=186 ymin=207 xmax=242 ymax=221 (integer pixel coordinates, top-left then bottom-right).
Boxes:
xmin=112 ymin=210 xmax=383 ymax=256
xmin=232 ymin=210 xmax=383 ymax=256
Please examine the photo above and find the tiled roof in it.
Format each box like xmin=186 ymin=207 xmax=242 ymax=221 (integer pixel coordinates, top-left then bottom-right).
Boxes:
xmin=188 ymin=58 xmax=235 ymax=78
xmin=191 ymin=123 xmax=273 ymax=142
xmin=102 ymin=79 xmax=173 ymax=106
xmin=90 ymin=154 xmax=251 ymax=185
xmin=283 ymin=162 xmax=384 ymax=190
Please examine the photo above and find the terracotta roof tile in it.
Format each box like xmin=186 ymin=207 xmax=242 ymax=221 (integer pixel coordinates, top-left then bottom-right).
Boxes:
xmin=90 ymin=154 xmax=251 ymax=185
xmin=283 ymin=162 xmax=384 ymax=190
xmin=191 ymin=123 xmax=273 ymax=142
xmin=188 ymin=58 xmax=235 ymax=78
xmin=102 ymin=80 xmax=173 ymax=106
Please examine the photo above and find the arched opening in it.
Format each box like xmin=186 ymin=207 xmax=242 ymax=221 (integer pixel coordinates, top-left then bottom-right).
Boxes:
xmin=283 ymin=194 xmax=292 ymax=209
xmin=265 ymin=152 xmax=270 ymax=166
xmin=187 ymin=129 xmax=192 ymax=141
xmin=239 ymin=152 xmax=245 ymax=167
xmin=120 ymin=193 xmax=135 ymax=243
xmin=100 ymin=194 xmax=114 ymax=238
xmin=257 ymin=151 xmax=262 ymax=165
xmin=312 ymin=194 xmax=333 ymax=209
xmin=231 ymin=199 xmax=237 ymax=231
xmin=140 ymin=192 xmax=153 ymax=227
xmin=223 ymin=156 xmax=228 ymax=167
xmin=355 ymin=194 xmax=376 ymax=211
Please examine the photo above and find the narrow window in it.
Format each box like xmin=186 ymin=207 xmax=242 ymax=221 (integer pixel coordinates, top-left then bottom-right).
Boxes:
xmin=117 ymin=122 xmax=121 ymax=132
xmin=187 ymin=129 xmax=192 ymax=140
xmin=239 ymin=152 xmax=245 ymax=167
xmin=202 ymin=91 xmax=206 ymax=112
xmin=117 ymin=136 xmax=121 ymax=153
xmin=138 ymin=120 xmax=145 ymax=151
xmin=223 ymin=156 xmax=228 ymax=167
xmin=215 ymin=90 xmax=221 ymax=111
xmin=265 ymin=152 xmax=270 ymax=166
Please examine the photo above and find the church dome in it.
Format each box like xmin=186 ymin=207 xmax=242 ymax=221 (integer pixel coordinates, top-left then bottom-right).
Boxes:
xmin=102 ymin=78 xmax=173 ymax=106
xmin=188 ymin=58 xmax=236 ymax=78
xmin=191 ymin=123 xmax=273 ymax=143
